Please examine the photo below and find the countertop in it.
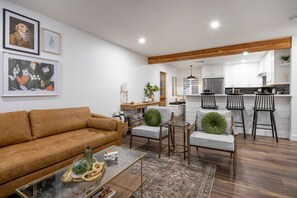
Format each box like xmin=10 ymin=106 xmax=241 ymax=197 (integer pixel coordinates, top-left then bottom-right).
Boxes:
xmin=185 ymin=94 xmax=292 ymax=97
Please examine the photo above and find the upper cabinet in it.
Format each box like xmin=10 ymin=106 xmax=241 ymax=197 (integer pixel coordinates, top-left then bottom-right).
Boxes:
xmin=225 ymin=63 xmax=258 ymax=87
xmin=202 ymin=65 xmax=224 ymax=78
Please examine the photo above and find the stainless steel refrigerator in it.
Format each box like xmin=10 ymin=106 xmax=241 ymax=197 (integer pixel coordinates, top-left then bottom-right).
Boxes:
xmin=202 ymin=78 xmax=224 ymax=94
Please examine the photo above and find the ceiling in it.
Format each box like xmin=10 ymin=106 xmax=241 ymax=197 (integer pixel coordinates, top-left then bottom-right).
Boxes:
xmin=168 ymin=51 xmax=267 ymax=69
xmin=8 ymin=0 xmax=297 ymax=57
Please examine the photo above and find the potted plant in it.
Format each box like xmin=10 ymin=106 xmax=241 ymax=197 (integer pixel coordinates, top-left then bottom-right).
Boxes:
xmin=280 ymin=55 xmax=290 ymax=63
xmin=144 ymin=82 xmax=160 ymax=102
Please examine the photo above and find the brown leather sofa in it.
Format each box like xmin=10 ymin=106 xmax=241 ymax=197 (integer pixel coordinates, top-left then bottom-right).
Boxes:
xmin=0 ymin=107 xmax=122 ymax=197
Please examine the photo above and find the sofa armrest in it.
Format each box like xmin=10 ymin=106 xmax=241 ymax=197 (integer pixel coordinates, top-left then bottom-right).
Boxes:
xmin=91 ymin=113 xmax=122 ymax=145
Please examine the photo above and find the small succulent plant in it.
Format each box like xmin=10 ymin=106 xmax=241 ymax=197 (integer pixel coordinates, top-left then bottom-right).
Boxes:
xmin=280 ymin=55 xmax=290 ymax=62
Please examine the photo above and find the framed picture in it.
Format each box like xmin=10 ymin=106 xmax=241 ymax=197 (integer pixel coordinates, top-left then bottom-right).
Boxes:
xmin=2 ymin=52 xmax=59 ymax=96
xmin=3 ymin=9 xmax=40 ymax=55
xmin=42 ymin=28 xmax=61 ymax=55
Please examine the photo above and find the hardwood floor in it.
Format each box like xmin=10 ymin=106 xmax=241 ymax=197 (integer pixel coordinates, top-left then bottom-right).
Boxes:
xmin=123 ymin=117 xmax=297 ymax=198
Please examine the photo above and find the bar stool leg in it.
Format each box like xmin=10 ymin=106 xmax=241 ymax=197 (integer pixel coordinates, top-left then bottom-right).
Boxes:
xmin=270 ymin=111 xmax=275 ymax=138
xmin=252 ymin=111 xmax=256 ymax=135
xmin=254 ymin=111 xmax=258 ymax=140
xmin=241 ymin=109 xmax=246 ymax=138
xmin=271 ymin=111 xmax=279 ymax=143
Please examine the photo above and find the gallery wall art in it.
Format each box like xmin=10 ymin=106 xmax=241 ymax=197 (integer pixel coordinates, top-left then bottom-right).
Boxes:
xmin=42 ymin=28 xmax=61 ymax=55
xmin=3 ymin=9 xmax=40 ymax=55
xmin=2 ymin=53 xmax=59 ymax=96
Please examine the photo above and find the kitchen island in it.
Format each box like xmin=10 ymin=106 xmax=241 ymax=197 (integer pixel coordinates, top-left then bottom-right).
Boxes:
xmin=186 ymin=94 xmax=291 ymax=138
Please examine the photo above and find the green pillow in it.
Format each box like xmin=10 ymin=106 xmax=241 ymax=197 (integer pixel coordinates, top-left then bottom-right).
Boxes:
xmin=144 ymin=108 xmax=161 ymax=126
xmin=201 ymin=112 xmax=227 ymax=134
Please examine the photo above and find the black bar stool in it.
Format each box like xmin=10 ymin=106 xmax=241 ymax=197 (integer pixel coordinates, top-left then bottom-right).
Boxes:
xmin=252 ymin=93 xmax=278 ymax=142
xmin=226 ymin=93 xmax=246 ymax=138
xmin=201 ymin=93 xmax=218 ymax=110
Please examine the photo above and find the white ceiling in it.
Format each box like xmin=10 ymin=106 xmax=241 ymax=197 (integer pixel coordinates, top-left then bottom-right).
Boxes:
xmin=8 ymin=0 xmax=297 ymax=57
xmin=168 ymin=51 xmax=267 ymax=69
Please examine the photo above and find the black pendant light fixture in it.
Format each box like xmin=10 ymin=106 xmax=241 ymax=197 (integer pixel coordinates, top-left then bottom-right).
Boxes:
xmin=187 ymin=65 xmax=196 ymax=80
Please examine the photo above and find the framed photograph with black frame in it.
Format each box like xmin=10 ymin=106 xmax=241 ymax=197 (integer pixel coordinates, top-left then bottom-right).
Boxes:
xmin=2 ymin=52 xmax=59 ymax=97
xmin=42 ymin=28 xmax=61 ymax=55
xmin=3 ymin=9 xmax=40 ymax=55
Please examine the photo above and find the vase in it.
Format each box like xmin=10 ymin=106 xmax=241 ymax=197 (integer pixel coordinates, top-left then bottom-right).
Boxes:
xmin=84 ymin=146 xmax=93 ymax=170
xmin=150 ymin=94 xmax=154 ymax=102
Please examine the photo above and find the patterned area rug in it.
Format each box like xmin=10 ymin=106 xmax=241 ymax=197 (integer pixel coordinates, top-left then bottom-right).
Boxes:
xmin=129 ymin=150 xmax=216 ymax=198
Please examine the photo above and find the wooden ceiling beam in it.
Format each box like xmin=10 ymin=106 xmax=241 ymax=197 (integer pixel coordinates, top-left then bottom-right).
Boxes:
xmin=148 ymin=37 xmax=292 ymax=64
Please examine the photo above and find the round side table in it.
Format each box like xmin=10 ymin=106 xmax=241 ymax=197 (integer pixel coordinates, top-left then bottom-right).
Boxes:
xmin=167 ymin=120 xmax=190 ymax=160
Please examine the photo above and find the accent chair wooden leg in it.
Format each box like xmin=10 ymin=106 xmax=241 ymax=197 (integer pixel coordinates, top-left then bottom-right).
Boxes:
xmin=159 ymin=137 xmax=162 ymax=158
xmin=188 ymin=145 xmax=191 ymax=165
xmin=196 ymin=147 xmax=198 ymax=152
xmin=130 ymin=135 xmax=133 ymax=149
xmin=159 ymin=127 xmax=163 ymax=158
xmin=233 ymin=151 xmax=237 ymax=176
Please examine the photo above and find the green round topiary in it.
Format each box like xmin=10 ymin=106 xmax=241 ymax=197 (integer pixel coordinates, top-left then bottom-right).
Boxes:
xmin=201 ymin=112 xmax=227 ymax=134
xmin=144 ymin=108 xmax=161 ymax=126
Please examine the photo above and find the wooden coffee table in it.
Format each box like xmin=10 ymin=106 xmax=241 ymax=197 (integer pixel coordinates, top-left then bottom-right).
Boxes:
xmin=16 ymin=146 xmax=146 ymax=198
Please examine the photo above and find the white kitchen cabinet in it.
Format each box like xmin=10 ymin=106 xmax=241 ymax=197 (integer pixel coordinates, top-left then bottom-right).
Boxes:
xmin=202 ymin=65 xmax=224 ymax=78
xmin=257 ymin=50 xmax=275 ymax=85
xmin=225 ymin=63 xmax=258 ymax=87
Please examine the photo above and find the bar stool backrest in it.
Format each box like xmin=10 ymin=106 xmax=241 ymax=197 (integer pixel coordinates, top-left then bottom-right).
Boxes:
xmin=253 ymin=93 xmax=275 ymax=111
xmin=201 ymin=93 xmax=217 ymax=109
xmin=226 ymin=93 xmax=244 ymax=110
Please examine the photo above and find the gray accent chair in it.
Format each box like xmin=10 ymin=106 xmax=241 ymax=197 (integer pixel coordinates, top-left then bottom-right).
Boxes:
xmin=187 ymin=109 xmax=238 ymax=176
xmin=130 ymin=106 xmax=174 ymax=158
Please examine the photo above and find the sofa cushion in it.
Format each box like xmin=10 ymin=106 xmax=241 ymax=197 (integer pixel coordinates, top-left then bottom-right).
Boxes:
xmin=29 ymin=107 xmax=92 ymax=139
xmin=88 ymin=118 xmax=117 ymax=131
xmin=0 ymin=111 xmax=32 ymax=147
xmin=132 ymin=125 xmax=168 ymax=139
xmin=0 ymin=128 xmax=118 ymax=185
xmin=190 ymin=131 xmax=234 ymax=151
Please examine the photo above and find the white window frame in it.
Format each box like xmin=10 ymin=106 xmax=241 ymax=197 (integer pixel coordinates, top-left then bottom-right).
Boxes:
xmin=183 ymin=77 xmax=199 ymax=95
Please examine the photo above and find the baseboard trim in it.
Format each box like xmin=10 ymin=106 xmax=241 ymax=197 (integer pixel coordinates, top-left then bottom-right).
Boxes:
xmin=290 ymin=134 xmax=297 ymax=141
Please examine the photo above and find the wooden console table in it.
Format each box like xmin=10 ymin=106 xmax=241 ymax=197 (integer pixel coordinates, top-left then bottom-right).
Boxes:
xmin=121 ymin=101 xmax=160 ymax=111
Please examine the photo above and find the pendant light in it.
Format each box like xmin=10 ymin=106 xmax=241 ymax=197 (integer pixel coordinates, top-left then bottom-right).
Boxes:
xmin=187 ymin=65 xmax=196 ymax=80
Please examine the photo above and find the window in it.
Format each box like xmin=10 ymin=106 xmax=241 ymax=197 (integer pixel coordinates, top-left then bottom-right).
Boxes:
xmin=183 ymin=77 xmax=199 ymax=95
xmin=171 ymin=76 xmax=177 ymax=96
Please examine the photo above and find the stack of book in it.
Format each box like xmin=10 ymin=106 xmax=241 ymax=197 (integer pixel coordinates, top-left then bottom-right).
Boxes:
xmin=92 ymin=186 xmax=116 ymax=198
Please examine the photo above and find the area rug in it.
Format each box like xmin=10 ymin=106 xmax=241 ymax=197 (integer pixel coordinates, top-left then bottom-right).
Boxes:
xmin=129 ymin=150 xmax=216 ymax=198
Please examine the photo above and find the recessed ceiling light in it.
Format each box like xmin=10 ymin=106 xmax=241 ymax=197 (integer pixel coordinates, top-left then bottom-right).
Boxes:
xmin=138 ymin=37 xmax=146 ymax=44
xmin=241 ymin=60 xmax=246 ymax=63
xmin=243 ymin=51 xmax=249 ymax=56
xmin=210 ymin=21 xmax=220 ymax=29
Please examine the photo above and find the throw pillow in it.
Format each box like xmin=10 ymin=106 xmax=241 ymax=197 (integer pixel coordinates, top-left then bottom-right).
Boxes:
xmin=144 ymin=108 xmax=161 ymax=126
xmin=201 ymin=112 xmax=227 ymax=134
xmin=88 ymin=118 xmax=117 ymax=131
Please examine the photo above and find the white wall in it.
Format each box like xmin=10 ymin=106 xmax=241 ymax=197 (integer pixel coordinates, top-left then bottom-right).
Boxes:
xmin=290 ymin=36 xmax=297 ymax=141
xmin=0 ymin=1 xmax=177 ymax=116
